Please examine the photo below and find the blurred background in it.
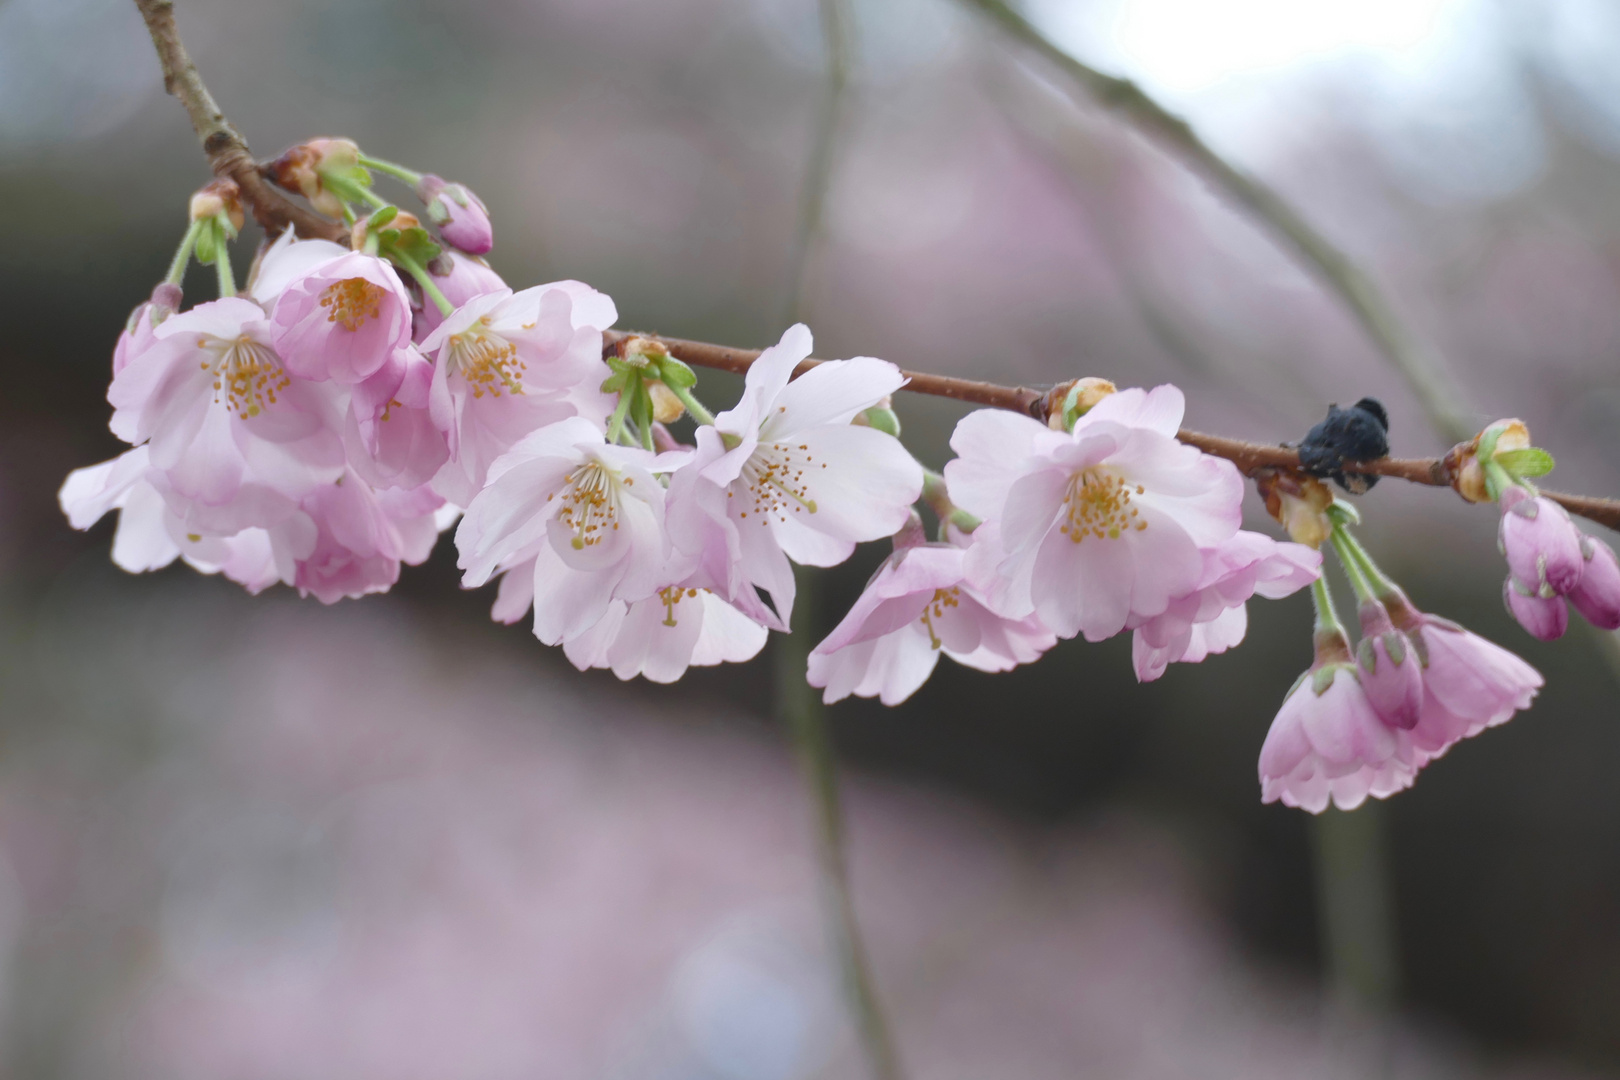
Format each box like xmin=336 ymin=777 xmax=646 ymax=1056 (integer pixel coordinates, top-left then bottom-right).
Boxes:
xmin=3 ymin=0 xmax=1620 ymax=1075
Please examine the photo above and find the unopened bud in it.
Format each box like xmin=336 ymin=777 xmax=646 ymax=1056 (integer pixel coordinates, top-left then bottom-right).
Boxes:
xmin=417 ymin=174 xmax=493 ymax=255
xmin=623 ymin=336 xmax=671 ymax=366
xmin=1451 ymin=419 xmax=1531 ymax=503
xmin=268 ymin=137 xmax=363 ymax=219
xmin=854 ymin=398 xmax=901 ymax=437
xmin=648 ymin=381 xmax=686 ymax=424
xmin=1047 ymin=377 xmax=1117 ymax=430
xmin=1256 ymin=469 xmax=1335 ymax=548
xmin=188 ymin=178 xmax=244 ymax=231
xmin=350 ymin=208 xmax=421 ymax=250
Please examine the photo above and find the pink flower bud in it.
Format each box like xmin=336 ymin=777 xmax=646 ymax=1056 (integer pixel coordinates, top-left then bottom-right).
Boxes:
xmin=1355 ymin=602 xmax=1423 ymax=730
xmin=1498 ymin=487 xmax=1585 ymax=595
xmin=1503 ymin=575 xmax=1568 ymax=641
xmin=417 ymin=174 xmax=493 ymax=255
xmin=1570 ymin=535 xmax=1620 ymax=631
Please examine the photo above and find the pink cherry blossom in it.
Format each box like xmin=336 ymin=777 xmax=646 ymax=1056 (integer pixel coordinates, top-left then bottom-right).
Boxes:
xmin=59 ymin=446 xmax=318 ymax=593
xmin=343 ymin=346 xmax=450 ymax=491
xmin=112 ymin=282 xmax=182 ymax=376
xmin=807 ymin=526 xmax=1055 ymax=706
xmin=1128 ymin=530 xmax=1320 ymax=682
xmin=1569 ymin=535 xmax=1620 ymax=630
xmin=419 ymin=281 xmax=618 ymax=507
xmin=664 ymin=324 xmax=923 ymax=624
xmin=562 ymin=585 xmax=769 ymax=683
xmin=107 ymin=296 xmax=346 ymax=510
xmin=413 ymin=253 xmax=507 ymax=342
xmin=1503 ymin=576 xmax=1568 ymax=641
xmin=1259 ymin=663 xmax=1420 ymax=813
xmin=269 ymin=250 xmax=416 ymax=386
xmin=456 ymin=416 xmax=688 ymax=645
xmin=295 ymin=472 xmax=448 ymax=604
xmin=418 ymin=175 xmax=493 ymax=255
xmin=1383 ymin=591 xmax=1543 ymax=761
xmin=945 ymin=385 xmax=1244 ymax=643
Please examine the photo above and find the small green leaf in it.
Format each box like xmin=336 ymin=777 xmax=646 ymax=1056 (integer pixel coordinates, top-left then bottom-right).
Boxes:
xmin=383 ymin=226 xmax=443 ymax=269
xmin=368 ymin=205 xmax=400 ymax=229
xmin=1494 ymin=447 xmax=1555 ymax=479
xmin=194 ymin=224 xmax=219 ymax=265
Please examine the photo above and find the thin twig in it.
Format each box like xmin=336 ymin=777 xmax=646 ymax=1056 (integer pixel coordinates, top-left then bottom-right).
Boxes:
xmin=955 ymin=0 xmax=1475 ymax=446
xmin=604 ymin=330 xmax=1620 ymax=531
xmin=133 ymin=0 xmax=346 ymax=243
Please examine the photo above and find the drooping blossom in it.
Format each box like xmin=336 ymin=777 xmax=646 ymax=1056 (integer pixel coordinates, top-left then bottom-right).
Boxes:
xmin=1382 ymin=588 xmax=1544 ymax=762
xmin=945 ymin=385 xmax=1244 ymax=642
xmin=1259 ymin=661 xmax=1420 ymax=813
xmin=807 ymin=518 xmax=1055 ymax=706
xmin=456 ymin=416 xmax=688 ymax=645
xmin=1128 ymin=530 xmax=1320 ymax=682
xmin=664 ymin=323 xmax=923 ymax=624
xmin=417 ymin=174 xmax=493 ymax=255
xmin=295 ymin=471 xmax=448 ymax=604
xmin=107 ymin=295 xmax=346 ymax=510
xmin=1496 ymin=486 xmax=1620 ymax=637
xmin=561 ymin=585 xmax=769 ymax=683
xmin=59 ymin=446 xmax=318 ymax=594
xmin=343 ymin=347 xmax=449 ymax=492
xmin=419 ymin=281 xmax=618 ymax=506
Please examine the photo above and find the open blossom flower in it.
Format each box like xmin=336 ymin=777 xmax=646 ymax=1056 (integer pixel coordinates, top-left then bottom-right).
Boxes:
xmin=59 ymin=446 xmax=319 ymax=594
xmin=945 ymin=385 xmax=1244 ymax=643
xmin=807 ymin=520 xmax=1055 ymax=706
xmin=419 ymin=281 xmax=618 ymax=506
xmin=107 ymin=295 xmax=346 ymax=509
xmin=1382 ymin=590 xmax=1543 ymax=762
xmin=1129 ymin=531 xmax=1320 ymax=682
xmin=456 ymin=416 xmax=688 ymax=645
xmin=268 ymin=249 xmax=416 ymax=387
xmin=1259 ymin=660 xmax=1420 ymax=813
xmin=417 ymin=174 xmax=493 ymax=255
xmin=343 ymin=347 xmax=450 ymax=492
xmin=561 ymin=585 xmax=769 ymax=683
xmin=665 ymin=324 xmax=923 ymax=624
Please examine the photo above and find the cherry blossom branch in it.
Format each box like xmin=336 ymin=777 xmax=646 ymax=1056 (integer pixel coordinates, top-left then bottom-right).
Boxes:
xmin=134 ymin=0 xmax=346 ymax=243
xmin=956 ymin=0 xmax=1476 ymax=446
xmin=604 ymin=331 xmax=1620 ymax=532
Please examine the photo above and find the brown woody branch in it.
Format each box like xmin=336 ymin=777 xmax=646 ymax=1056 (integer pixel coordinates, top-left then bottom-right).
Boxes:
xmin=134 ymin=0 xmax=345 ymax=243
xmin=133 ymin=1 xmax=1620 ymax=533
xmin=606 ymin=330 xmax=1620 ymax=532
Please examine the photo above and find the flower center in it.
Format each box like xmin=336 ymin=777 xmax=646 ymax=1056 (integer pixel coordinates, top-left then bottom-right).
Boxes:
xmin=737 ymin=442 xmax=821 ymax=524
xmin=447 ymin=316 xmax=526 ymax=399
xmin=1059 ymin=469 xmax=1146 ymax=543
xmin=555 ymin=462 xmax=620 ymax=550
xmin=659 ymin=585 xmax=704 ymax=627
xmin=319 ymin=277 xmax=386 ymax=331
xmin=919 ymin=587 xmax=961 ymax=649
xmin=200 ymin=334 xmax=290 ymax=418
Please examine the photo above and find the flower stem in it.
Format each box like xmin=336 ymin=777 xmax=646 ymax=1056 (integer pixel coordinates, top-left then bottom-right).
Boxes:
xmin=777 ymin=565 xmax=905 ymax=1080
xmin=391 ymin=248 xmax=454 ymax=317
xmin=668 ymin=384 xmax=715 ymax=426
xmin=213 ymin=228 xmax=236 ymax=298
xmin=357 ymin=153 xmax=424 ymax=187
xmin=1328 ymin=526 xmax=1375 ymax=604
xmin=606 ymin=390 xmax=634 ymax=446
xmin=165 ymin=218 xmax=203 ymax=286
xmin=1332 ymin=523 xmax=1402 ymax=601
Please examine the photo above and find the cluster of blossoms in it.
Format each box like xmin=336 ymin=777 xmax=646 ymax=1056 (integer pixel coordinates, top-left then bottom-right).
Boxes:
xmin=63 ymin=140 xmax=1615 ymax=812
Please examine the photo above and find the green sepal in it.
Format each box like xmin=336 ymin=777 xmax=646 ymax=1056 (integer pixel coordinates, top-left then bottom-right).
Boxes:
xmin=655 ymin=357 xmax=697 ymax=389
xmin=1311 ymin=664 xmax=1341 ymax=696
xmin=193 ymin=223 xmax=219 ymax=265
xmin=1494 ymin=447 xmax=1555 ymax=480
xmin=381 ymin=226 xmax=443 ymax=269
xmin=1356 ymin=638 xmax=1377 ymax=674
